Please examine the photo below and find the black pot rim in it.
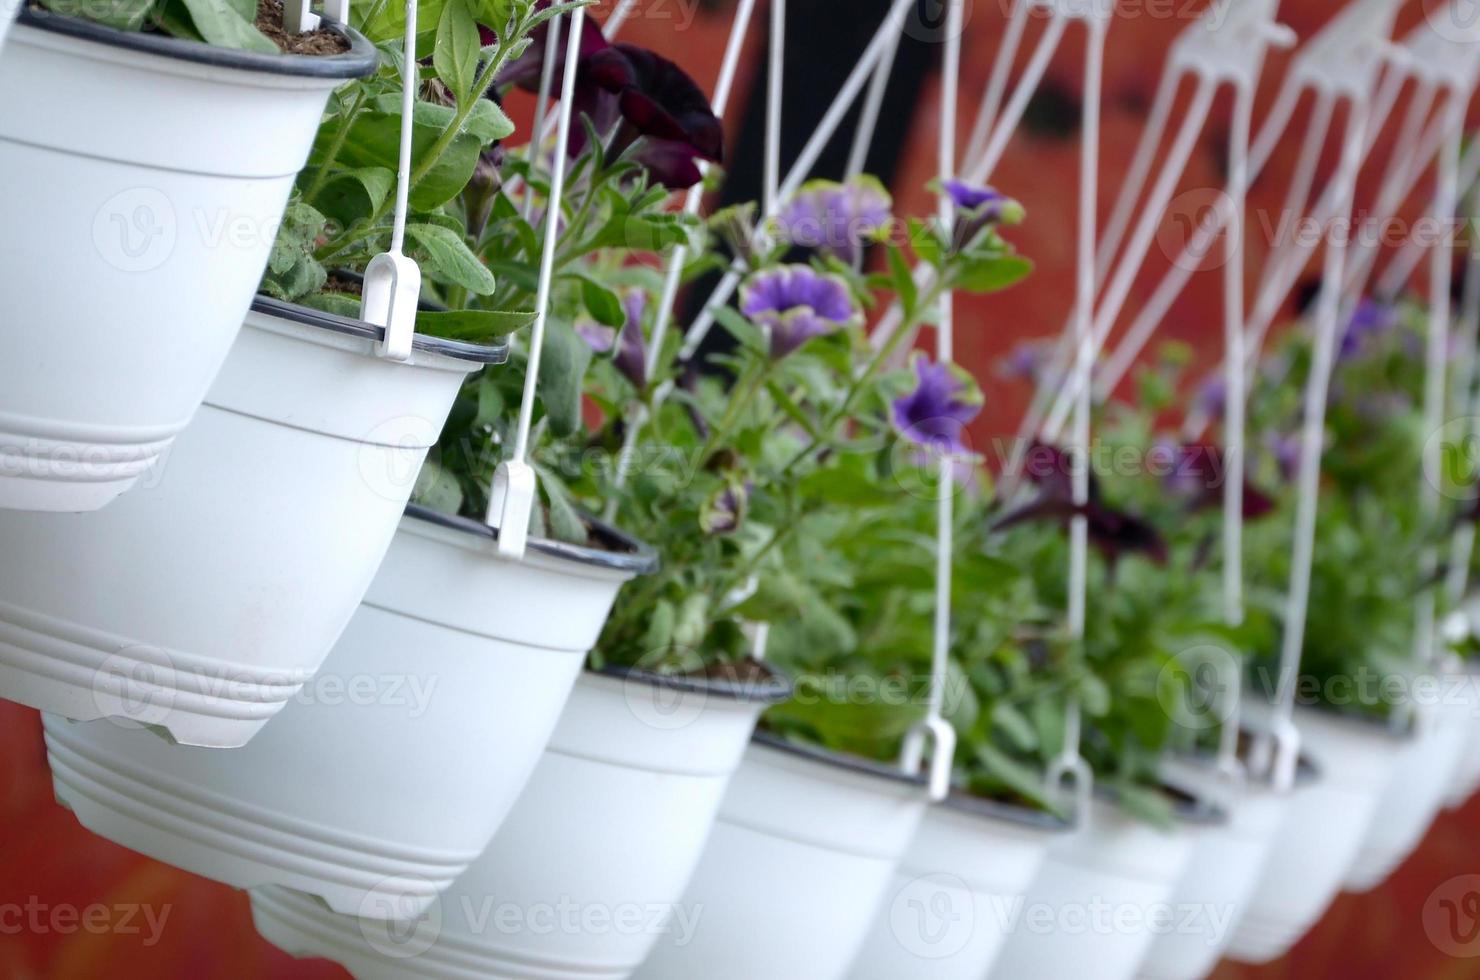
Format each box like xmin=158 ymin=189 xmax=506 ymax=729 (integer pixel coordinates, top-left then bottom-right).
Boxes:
xmin=748 ymin=730 xmax=929 ymax=789
xmin=16 ymin=6 xmax=380 ymax=80
xmin=403 ymin=502 xmax=660 ymax=576
xmin=1094 ymin=782 xmax=1228 ymax=826
xmin=940 ymin=791 xmax=1073 ymax=833
xmin=589 ymin=663 xmax=793 ymax=706
xmin=250 ymin=296 xmax=510 ymax=366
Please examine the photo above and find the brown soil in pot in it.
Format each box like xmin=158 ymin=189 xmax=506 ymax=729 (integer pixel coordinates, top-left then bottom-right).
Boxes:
xmin=256 ymin=0 xmax=351 ymax=55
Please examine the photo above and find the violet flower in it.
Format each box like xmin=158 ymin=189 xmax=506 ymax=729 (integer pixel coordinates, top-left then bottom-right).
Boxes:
xmin=701 ymin=480 xmax=749 ymax=536
xmin=498 ymin=5 xmax=722 ymax=189
xmin=1159 ymin=443 xmax=1275 ymax=520
xmin=775 ymin=177 xmax=894 ymax=264
xmin=1264 ymin=431 xmax=1303 ymax=481
xmin=891 ymin=356 xmax=984 ymax=458
xmin=578 ymin=290 xmax=649 ymax=389
xmin=1339 ymin=298 xmax=1398 ymax=360
xmin=941 ymin=179 xmax=1020 ymax=252
xmin=997 ymin=338 xmax=1057 ymax=386
xmin=1194 ymin=373 xmax=1227 ymax=421
xmin=739 ymin=265 xmax=863 ymax=360
xmin=994 ymin=441 xmax=1168 ymax=566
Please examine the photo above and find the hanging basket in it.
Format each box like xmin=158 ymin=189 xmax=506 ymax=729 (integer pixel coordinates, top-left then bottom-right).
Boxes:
xmin=40 ymin=505 xmax=655 ymax=919
xmin=0 ymin=9 xmax=377 ymax=513
xmin=850 ymin=793 xmax=1070 ymax=980
xmin=1344 ymin=667 xmax=1474 ymax=892
xmin=988 ymin=791 xmax=1203 ymax=980
xmin=638 ymin=735 xmax=931 ymax=980
xmin=0 ymin=298 xmax=503 ymax=748
xmin=1228 ymin=703 xmax=1408 ymax=964
xmin=251 ymin=665 xmax=790 ymax=978
xmin=1136 ymin=756 xmax=1293 ymax=980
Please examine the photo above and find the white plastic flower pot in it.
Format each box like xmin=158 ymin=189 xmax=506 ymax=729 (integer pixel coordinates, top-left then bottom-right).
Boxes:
xmin=1134 ymin=760 xmax=1290 ymax=980
xmin=0 ymin=8 xmax=377 ymax=512
xmin=1444 ymin=664 xmax=1480 ymax=810
xmin=1344 ymin=674 xmax=1473 ymax=892
xmin=639 ymin=736 xmax=930 ymax=980
xmin=0 ymin=300 xmax=502 ymax=748
xmin=1228 ymin=705 xmax=1408 ymax=964
xmin=41 ymin=506 xmax=654 ymax=919
xmin=848 ymin=794 xmax=1068 ymax=980
xmin=250 ymin=666 xmax=790 ymax=978
xmin=0 ymin=1 xmax=15 ymax=51
xmin=987 ymin=794 xmax=1196 ymax=980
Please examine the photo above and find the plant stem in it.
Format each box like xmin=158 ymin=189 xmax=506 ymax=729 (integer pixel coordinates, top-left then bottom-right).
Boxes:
xmin=304 ymin=89 xmax=369 ymax=206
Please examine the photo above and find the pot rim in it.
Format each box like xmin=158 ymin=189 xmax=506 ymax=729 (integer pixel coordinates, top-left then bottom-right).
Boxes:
xmin=403 ymin=502 xmax=660 ymax=575
xmin=748 ymin=730 xmax=929 ymax=789
xmin=1297 ymin=699 xmax=1417 ymax=741
xmin=1094 ymin=782 xmax=1228 ymax=826
xmin=940 ymin=790 xmax=1073 ymax=833
xmin=16 ymin=6 xmax=379 ymax=80
xmin=250 ymin=296 xmax=510 ymax=366
xmin=590 ymin=662 xmax=793 ymax=706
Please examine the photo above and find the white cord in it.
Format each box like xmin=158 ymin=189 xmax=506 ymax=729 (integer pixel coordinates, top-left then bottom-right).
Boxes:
xmin=513 ymin=7 xmax=589 ymax=464
xmin=764 ymin=0 xmax=785 ymax=219
xmin=390 ymin=0 xmax=417 ymax=253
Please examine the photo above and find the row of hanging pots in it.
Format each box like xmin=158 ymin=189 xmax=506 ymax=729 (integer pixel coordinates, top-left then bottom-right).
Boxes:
xmin=0 ymin=298 xmax=502 ymax=747
xmin=0 ymin=7 xmax=378 ymax=513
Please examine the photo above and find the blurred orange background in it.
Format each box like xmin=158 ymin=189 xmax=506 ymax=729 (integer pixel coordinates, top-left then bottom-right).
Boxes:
xmin=6 ymin=0 xmax=1480 ymax=977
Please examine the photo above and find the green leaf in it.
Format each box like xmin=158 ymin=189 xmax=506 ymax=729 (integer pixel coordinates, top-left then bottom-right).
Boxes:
xmin=46 ymin=0 xmax=158 ymax=32
xmin=300 ymin=292 xmax=364 ymax=319
xmin=415 ymin=309 xmax=537 ymax=343
xmin=537 ymin=317 xmax=593 ymax=438
xmin=540 ymin=472 xmax=590 ymax=546
xmin=412 ymin=459 xmax=465 ymax=514
xmin=713 ymin=306 xmax=769 ymax=354
xmin=434 ymin=0 xmax=481 ymax=103
xmin=178 ymin=0 xmax=278 ymax=52
xmin=314 ymin=167 xmax=395 ymax=230
xmin=406 ymin=224 xmax=497 ymax=295
xmin=973 ymin=742 xmax=1054 ymax=811
xmin=639 ymin=600 xmax=678 ymax=665
xmin=317 ymin=109 xmax=481 ymax=211
xmin=886 ymin=245 xmax=917 ymax=319
xmin=465 ymin=98 xmax=516 ymax=143
xmin=578 ymin=277 xmax=626 ymax=328
xmin=953 ymin=254 xmax=1034 ymax=294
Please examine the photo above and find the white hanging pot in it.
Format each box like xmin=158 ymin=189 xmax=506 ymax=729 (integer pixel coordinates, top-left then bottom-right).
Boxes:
xmin=0 ymin=9 xmax=378 ymax=512
xmin=0 ymin=299 xmax=501 ymax=748
xmin=637 ymin=735 xmax=930 ymax=980
xmin=1344 ymin=668 xmax=1473 ymax=892
xmin=987 ymin=792 xmax=1198 ymax=980
xmin=41 ymin=505 xmax=654 ymax=919
xmin=848 ymin=793 xmax=1069 ymax=980
xmin=0 ymin=2 xmax=15 ymax=51
xmin=250 ymin=665 xmax=790 ymax=978
xmin=1444 ymin=661 xmax=1480 ymax=810
xmin=1228 ymin=704 xmax=1408 ymax=964
xmin=1134 ymin=758 xmax=1291 ymax=980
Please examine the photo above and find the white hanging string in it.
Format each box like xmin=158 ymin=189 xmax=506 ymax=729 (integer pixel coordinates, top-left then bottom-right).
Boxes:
xmin=603 ymin=0 xmax=760 ymax=516
xmin=676 ymin=0 xmax=918 ymax=361
xmin=844 ymin=22 xmax=901 ymax=180
xmin=523 ymin=14 xmax=564 ymax=222
xmin=963 ymin=0 xmax=1031 ymax=168
xmin=764 ymin=0 xmax=785 ymax=220
xmin=1446 ymin=230 xmax=1480 ymax=606
xmin=900 ymin=0 xmax=964 ymax=806
xmin=487 ymin=5 xmax=590 ymax=559
xmin=1412 ymin=92 xmax=1465 ymax=688
xmin=1270 ymin=100 xmax=1373 ymax=743
xmin=602 ymin=0 xmax=637 ymax=38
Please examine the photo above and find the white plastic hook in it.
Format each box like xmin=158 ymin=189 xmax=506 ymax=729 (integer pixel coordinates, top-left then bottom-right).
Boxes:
xmin=901 ymin=715 xmax=958 ymax=804
xmin=362 ymin=0 xmax=420 ymax=363
xmin=487 ymin=4 xmax=590 ymax=560
xmin=1048 ymin=753 xmax=1094 ymax=827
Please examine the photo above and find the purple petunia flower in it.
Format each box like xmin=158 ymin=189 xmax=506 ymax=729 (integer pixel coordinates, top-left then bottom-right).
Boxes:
xmin=941 ymin=179 xmax=1018 ymax=252
xmin=578 ymin=290 xmax=649 ymax=389
xmin=1158 ymin=443 xmax=1275 ymax=520
xmin=891 ymin=356 xmax=984 ymax=458
xmin=994 ymin=441 xmax=1168 ymax=566
xmin=1339 ymin=297 xmax=1399 ymax=360
xmin=498 ymin=3 xmax=722 ymax=189
xmin=1264 ymin=431 xmax=1303 ymax=481
xmin=701 ymin=480 xmax=750 ymax=536
xmin=1194 ymin=373 xmax=1227 ymax=421
xmin=739 ymin=265 xmax=862 ymax=360
xmin=997 ymin=338 xmax=1056 ymax=386
xmin=775 ymin=177 xmax=894 ymax=265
